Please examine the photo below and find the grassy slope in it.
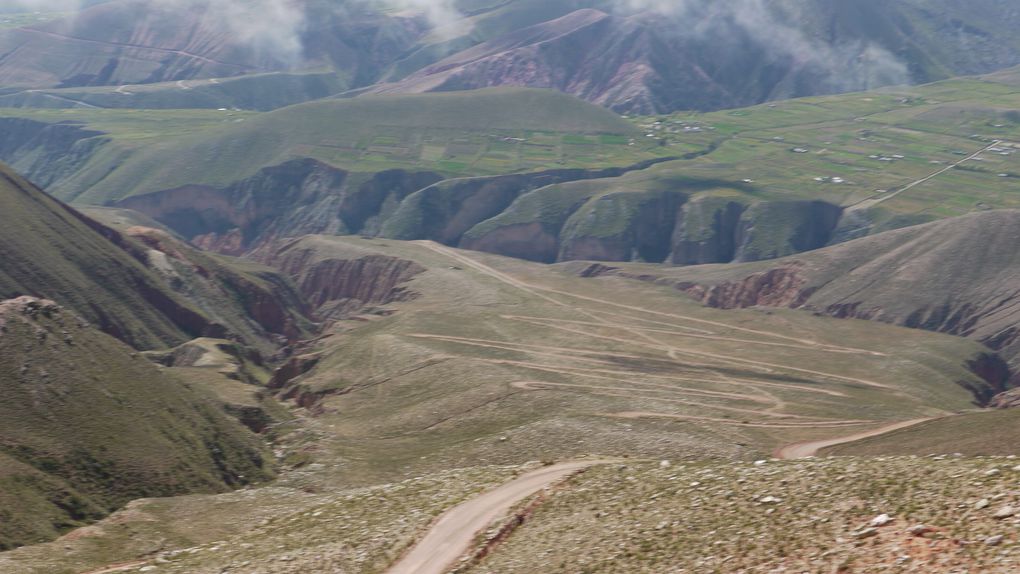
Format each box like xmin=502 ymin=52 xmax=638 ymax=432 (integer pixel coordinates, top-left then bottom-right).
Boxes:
xmin=262 ymin=237 xmax=993 ymax=485
xmin=0 ymin=163 xmax=310 ymax=351
xmin=595 ymin=209 xmax=1020 ymax=369
xmin=0 ymin=88 xmax=663 ymax=204
xmin=824 ymin=409 xmax=1020 ymax=457
xmin=630 ymin=74 xmax=1020 ymax=225
xmin=0 ymin=298 xmax=273 ymax=550
xmin=0 ymin=163 xmax=196 ymax=348
xmin=1 ymin=70 xmax=1016 ymax=236
xmin=0 ymin=72 xmax=347 ymax=112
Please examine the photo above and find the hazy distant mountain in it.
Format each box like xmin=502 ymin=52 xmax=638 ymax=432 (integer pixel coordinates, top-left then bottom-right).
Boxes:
xmin=2 ymin=0 xmax=1020 ymax=112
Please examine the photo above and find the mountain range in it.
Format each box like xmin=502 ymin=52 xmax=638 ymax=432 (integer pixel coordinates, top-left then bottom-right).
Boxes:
xmin=3 ymin=1 xmax=1020 ymax=572
xmin=3 ymin=0 xmax=1020 ymax=113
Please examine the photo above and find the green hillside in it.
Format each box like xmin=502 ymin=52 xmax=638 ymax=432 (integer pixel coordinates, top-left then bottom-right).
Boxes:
xmin=0 ymin=297 xmax=273 ymax=549
xmin=0 ymin=164 xmax=203 ymax=348
xmin=0 ymin=163 xmax=308 ymax=351
xmin=596 ymin=209 xmax=1020 ymax=374
xmin=2 ymin=71 xmax=1018 ymax=266
xmin=0 ymin=88 xmax=670 ymax=204
xmin=257 ymin=237 xmax=996 ymax=483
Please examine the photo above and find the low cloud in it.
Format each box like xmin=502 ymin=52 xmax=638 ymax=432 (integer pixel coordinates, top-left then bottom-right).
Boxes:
xmin=384 ymin=0 xmax=472 ymax=41
xmin=0 ymin=0 xmax=474 ymax=62
xmin=613 ymin=0 xmax=910 ymax=92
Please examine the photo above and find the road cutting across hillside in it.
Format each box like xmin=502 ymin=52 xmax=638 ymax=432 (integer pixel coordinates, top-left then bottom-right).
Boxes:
xmin=386 ymin=460 xmax=611 ymax=574
xmin=775 ymin=418 xmax=938 ymax=459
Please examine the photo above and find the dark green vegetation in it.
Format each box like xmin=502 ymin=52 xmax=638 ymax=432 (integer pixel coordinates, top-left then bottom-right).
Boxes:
xmin=0 ymin=163 xmax=211 ymax=349
xmin=0 ymin=297 xmax=273 ymax=550
xmin=0 ymin=160 xmax=324 ymax=549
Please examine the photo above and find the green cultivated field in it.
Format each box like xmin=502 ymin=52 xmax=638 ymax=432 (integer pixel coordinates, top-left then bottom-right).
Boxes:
xmin=0 ymin=88 xmax=677 ymax=203
xmin=629 ymin=75 xmax=1020 ymax=225
xmin=1 ymin=73 xmax=1017 ymax=235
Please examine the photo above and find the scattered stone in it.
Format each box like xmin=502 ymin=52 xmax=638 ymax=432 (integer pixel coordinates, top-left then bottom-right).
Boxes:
xmin=985 ymin=535 xmax=1005 ymax=546
xmin=993 ymin=506 xmax=1016 ymax=519
xmin=759 ymin=496 xmax=782 ymax=504
xmin=659 ymin=460 xmax=671 ymax=468
xmin=853 ymin=528 xmax=879 ymax=539
xmin=985 ymin=468 xmax=1001 ymax=477
xmin=753 ymin=460 xmax=767 ymax=466
xmin=870 ymin=514 xmax=893 ymax=527
xmin=976 ymin=499 xmax=990 ymax=510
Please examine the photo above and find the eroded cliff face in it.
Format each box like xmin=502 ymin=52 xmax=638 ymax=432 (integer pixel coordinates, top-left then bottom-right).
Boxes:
xmin=464 ymin=188 xmax=842 ymax=266
xmin=117 ymin=159 xmax=443 ymax=255
xmin=557 ymin=190 xmax=685 ymax=263
xmin=459 ymin=222 xmax=562 ymax=263
xmin=125 ymin=226 xmax=311 ymax=348
xmin=669 ymin=197 xmax=746 ymax=265
xmin=108 ymin=152 xmax=845 ymax=270
xmin=264 ymin=245 xmax=424 ymax=320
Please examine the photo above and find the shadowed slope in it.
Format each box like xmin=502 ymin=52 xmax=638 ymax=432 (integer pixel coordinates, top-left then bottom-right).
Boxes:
xmin=0 ymin=163 xmax=308 ymax=350
xmin=0 ymin=297 xmax=273 ymax=550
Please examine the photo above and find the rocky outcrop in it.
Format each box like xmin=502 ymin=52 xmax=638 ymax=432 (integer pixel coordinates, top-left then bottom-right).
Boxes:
xmin=692 ymin=266 xmax=817 ymax=309
xmin=990 ymin=387 xmax=1020 ymax=409
xmin=123 ymin=226 xmax=311 ymax=348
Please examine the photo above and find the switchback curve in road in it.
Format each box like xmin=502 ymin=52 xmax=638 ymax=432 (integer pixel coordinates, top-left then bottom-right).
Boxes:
xmin=775 ymin=418 xmax=936 ymax=459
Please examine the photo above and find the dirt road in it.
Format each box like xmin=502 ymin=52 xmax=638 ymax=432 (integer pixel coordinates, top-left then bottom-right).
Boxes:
xmin=848 ymin=140 xmax=1003 ymax=211
xmin=386 ymin=460 xmax=604 ymax=574
xmin=775 ymin=418 xmax=935 ymax=459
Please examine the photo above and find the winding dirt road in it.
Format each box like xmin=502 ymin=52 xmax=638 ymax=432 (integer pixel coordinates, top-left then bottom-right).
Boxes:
xmin=387 ymin=461 xmax=606 ymax=574
xmin=775 ymin=418 xmax=936 ymax=459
